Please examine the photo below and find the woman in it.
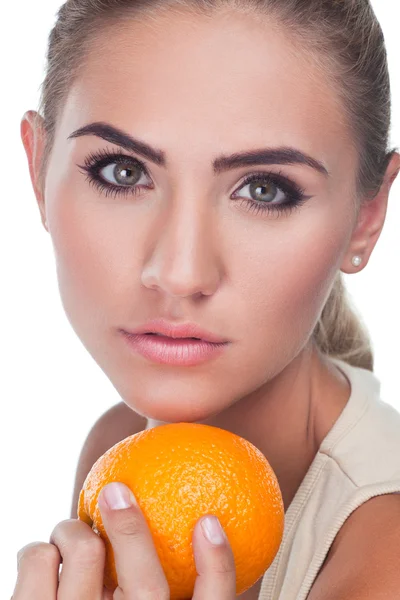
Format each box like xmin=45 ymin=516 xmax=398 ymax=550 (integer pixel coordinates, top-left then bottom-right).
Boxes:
xmin=15 ymin=0 xmax=400 ymax=598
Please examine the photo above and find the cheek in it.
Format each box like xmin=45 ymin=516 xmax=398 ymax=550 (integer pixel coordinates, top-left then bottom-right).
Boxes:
xmin=229 ymin=210 xmax=347 ymax=369
xmin=45 ymin=177 xmax=135 ymax=337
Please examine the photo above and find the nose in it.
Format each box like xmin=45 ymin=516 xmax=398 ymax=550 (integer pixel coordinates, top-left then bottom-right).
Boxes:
xmin=141 ymin=200 xmax=222 ymax=299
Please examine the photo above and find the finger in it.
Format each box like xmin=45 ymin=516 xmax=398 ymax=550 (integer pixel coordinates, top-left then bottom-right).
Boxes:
xmin=102 ymin=586 xmax=115 ymax=600
xmin=12 ymin=541 xmax=60 ymax=599
xmin=191 ymin=515 xmax=237 ymax=599
xmin=98 ymin=482 xmax=169 ymax=598
xmin=49 ymin=518 xmax=105 ymax=600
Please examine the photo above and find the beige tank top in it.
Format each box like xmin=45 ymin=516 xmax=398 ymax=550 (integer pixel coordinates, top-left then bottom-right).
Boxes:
xmin=257 ymin=357 xmax=400 ymax=600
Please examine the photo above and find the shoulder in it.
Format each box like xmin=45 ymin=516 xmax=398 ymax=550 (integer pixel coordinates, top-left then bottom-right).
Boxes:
xmin=92 ymin=401 xmax=147 ymax=440
xmin=308 ymin=493 xmax=400 ymax=599
xmin=70 ymin=402 xmax=147 ymax=518
xmin=80 ymin=401 xmax=148 ymax=458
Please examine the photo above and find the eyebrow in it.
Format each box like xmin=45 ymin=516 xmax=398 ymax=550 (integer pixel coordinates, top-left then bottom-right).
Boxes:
xmin=68 ymin=121 xmax=329 ymax=177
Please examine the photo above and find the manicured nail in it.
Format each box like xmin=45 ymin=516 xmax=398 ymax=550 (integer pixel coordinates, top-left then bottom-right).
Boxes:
xmin=201 ymin=516 xmax=226 ymax=545
xmin=102 ymin=482 xmax=137 ymax=510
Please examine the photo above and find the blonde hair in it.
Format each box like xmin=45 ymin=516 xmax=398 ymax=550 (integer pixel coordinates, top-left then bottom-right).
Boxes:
xmin=35 ymin=0 xmax=399 ymax=372
xmin=313 ymin=272 xmax=374 ymax=371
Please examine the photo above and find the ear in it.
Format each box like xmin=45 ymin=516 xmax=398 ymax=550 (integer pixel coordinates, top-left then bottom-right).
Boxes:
xmin=20 ymin=110 xmax=49 ymax=233
xmin=341 ymin=152 xmax=400 ymax=274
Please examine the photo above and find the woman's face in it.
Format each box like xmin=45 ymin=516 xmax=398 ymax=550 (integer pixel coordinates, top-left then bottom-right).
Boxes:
xmin=37 ymin=9 xmax=359 ymax=422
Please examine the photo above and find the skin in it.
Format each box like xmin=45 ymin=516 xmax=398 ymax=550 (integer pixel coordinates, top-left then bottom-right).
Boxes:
xmin=14 ymin=482 xmax=237 ymax=599
xmin=19 ymin=6 xmax=400 ymax=599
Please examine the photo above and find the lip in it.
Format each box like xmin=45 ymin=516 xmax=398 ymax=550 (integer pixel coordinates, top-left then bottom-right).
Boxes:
xmin=121 ymin=331 xmax=229 ymax=366
xmin=122 ymin=318 xmax=229 ymax=344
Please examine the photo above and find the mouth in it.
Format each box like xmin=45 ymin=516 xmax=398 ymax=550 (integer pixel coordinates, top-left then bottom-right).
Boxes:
xmin=122 ymin=330 xmax=229 ymax=366
xmin=123 ymin=320 xmax=229 ymax=344
xmin=145 ymin=333 xmax=202 ymax=341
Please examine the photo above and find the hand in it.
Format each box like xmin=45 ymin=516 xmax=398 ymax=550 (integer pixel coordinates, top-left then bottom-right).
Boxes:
xmin=12 ymin=481 xmax=237 ymax=599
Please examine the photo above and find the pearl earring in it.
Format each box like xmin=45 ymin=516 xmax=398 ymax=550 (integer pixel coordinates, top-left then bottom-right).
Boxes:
xmin=352 ymin=256 xmax=362 ymax=267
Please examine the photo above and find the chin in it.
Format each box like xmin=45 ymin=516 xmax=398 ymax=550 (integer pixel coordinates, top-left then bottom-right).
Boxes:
xmin=126 ymin=394 xmax=223 ymax=425
xmin=108 ymin=367 xmax=227 ymax=421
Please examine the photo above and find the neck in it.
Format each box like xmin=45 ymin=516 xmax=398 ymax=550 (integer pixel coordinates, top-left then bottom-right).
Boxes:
xmin=146 ymin=343 xmax=351 ymax=511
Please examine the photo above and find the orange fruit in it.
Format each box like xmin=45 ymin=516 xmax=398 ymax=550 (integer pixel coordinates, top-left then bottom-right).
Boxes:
xmin=78 ymin=422 xmax=284 ymax=598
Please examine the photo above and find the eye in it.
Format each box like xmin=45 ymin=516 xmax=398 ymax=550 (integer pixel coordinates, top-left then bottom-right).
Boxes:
xmin=76 ymin=148 xmax=153 ymax=200
xmin=236 ymin=177 xmax=286 ymax=204
xmin=77 ymin=149 xmax=311 ymax=217
xmin=231 ymin=171 xmax=310 ymax=218
xmin=100 ymin=161 xmax=148 ymax=187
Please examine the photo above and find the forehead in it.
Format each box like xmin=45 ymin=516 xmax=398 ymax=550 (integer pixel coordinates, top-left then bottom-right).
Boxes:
xmin=63 ymin=8 xmax=354 ymax=173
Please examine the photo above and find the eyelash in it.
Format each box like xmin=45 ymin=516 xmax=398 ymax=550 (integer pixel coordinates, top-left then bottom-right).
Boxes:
xmin=77 ymin=148 xmax=309 ymax=218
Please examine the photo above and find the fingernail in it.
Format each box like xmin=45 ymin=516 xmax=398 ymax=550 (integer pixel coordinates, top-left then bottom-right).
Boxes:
xmin=102 ymin=482 xmax=137 ymax=510
xmin=201 ymin=516 xmax=226 ymax=545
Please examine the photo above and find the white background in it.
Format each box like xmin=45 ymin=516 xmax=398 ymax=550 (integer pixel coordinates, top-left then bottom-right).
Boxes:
xmin=1 ymin=1 xmax=399 ymax=596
